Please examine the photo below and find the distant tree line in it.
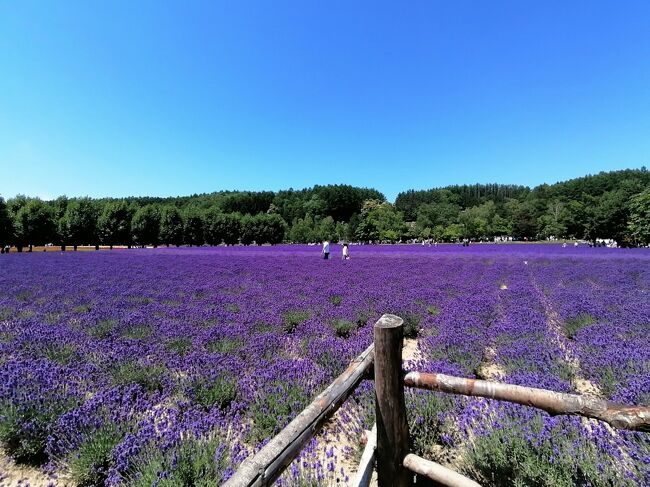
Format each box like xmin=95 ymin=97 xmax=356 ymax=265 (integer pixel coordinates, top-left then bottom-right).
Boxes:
xmin=395 ymin=168 xmax=650 ymax=246
xmin=1 ymin=170 xmax=650 ymax=251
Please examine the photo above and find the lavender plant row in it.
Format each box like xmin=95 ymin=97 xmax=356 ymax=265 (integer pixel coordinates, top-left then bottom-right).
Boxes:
xmin=0 ymin=244 xmax=648 ymax=486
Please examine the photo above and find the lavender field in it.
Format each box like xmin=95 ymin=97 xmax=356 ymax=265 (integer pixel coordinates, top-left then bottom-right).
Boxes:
xmin=1 ymin=245 xmax=649 ymax=486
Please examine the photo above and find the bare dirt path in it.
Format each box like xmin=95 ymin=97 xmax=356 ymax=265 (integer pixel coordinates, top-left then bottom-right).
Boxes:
xmin=526 ymin=268 xmax=601 ymax=396
xmin=0 ymin=449 xmax=73 ymax=487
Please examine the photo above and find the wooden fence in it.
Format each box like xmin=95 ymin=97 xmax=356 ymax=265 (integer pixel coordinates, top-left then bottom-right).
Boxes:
xmin=225 ymin=314 xmax=650 ymax=487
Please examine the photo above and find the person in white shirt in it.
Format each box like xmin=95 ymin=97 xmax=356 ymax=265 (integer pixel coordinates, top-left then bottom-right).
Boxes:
xmin=342 ymin=243 xmax=350 ymax=260
xmin=322 ymin=240 xmax=330 ymax=260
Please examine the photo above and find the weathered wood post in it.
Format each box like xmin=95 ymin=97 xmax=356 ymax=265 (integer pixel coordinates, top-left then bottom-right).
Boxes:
xmin=374 ymin=314 xmax=411 ymax=486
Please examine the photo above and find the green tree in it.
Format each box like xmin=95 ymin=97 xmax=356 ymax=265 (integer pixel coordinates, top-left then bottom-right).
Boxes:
xmin=442 ymin=223 xmax=464 ymax=242
xmin=15 ymin=199 xmax=57 ymax=251
xmin=183 ymin=207 xmax=205 ymax=246
xmin=504 ymin=199 xmax=537 ymax=240
xmin=131 ymin=205 xmax=161 ymax=247
xmin=289 ymin=215 xmax=316 ymax=243
xmin=241 ymin=214 xmax=286 ymax=244
xmin=334 ymin=221 xmax=348 ymax=243
xmin=537 ymin=200 xmax=568 ymax=239
xmin=627 ymin=188 xmax=650 ymax=246
xmin=491 ymin=213 xmax=512 ymax=236
xmin=304 ymin=195 xmax=327 ymax=219
xmin=257 ymin=214 xmax=286 ymax=244
xmin=0 ymin=197 xmax=14 ymax=249
xmin=52 ymin=196 xmax=69 ymax=221
xmin=240 ymin=215 xmax=258 ymax=245
xmin=347 ymin=213 xmax=361 ymax=241
xmin=457 ymin=201 xmax=500 ymax=239
xmin=98 ymin=200 xmax=132 ymax=248
xmin=204 ymin=210 xmax=241 ymax=245
xmin=562 ymin=200 xmax=587 ymax=238
xmin=59 ymin=198 xmax=99 ymax=250
xmin=159 ymin=206 xmax=184 ymax=247
xmin=316 ymin=216 xmax=336 ymax=242
xmin=355 ymin=200 xmax=405 ymax=242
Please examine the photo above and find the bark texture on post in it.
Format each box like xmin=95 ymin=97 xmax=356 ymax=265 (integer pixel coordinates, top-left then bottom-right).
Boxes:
xmin=404 ymin=372 xmax=650 ymax=432
xmin=374 ymin=314 xmax=411 ymax=487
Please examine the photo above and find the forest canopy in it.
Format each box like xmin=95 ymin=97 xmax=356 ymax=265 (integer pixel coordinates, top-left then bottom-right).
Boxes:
xmin=1 ymin=169 xmax=650 ymax=249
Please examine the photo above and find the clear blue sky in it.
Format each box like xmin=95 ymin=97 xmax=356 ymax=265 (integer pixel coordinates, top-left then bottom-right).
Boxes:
xmin=1 ymin=1 xmax=649 ymax=202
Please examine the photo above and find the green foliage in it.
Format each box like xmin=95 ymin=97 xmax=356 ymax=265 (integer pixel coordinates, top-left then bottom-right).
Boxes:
xmin=628 ymin=187 xmax=650 ymax=246
xmin=407 ymin=391 xmax=455 ymax=458
xmin=111 ymin=361 xmax=167 ymax=392
xmin=465 ymin=416 xmax=632 ymax=487
xmin=255 ymin=321 xmax=275 ymax=333
xmin=73 ymin=303 xmax=92 ymax=313
xmin=248 ymin=382 xmax=305 ymax=443
xmin=426 ymin=305 xmax=440 ymax=316
xmin=328 ymin=294 xmax=342 ymax=306
xmin=6 ymin=170 xmax=650 ymax=245
xmin=193 ymin=375 xmax=238 ymax=410
xmin=240 ymin=213 xmax=286 ymax=245
xmin=43 ymin=343 xmax=77 ymax=365
xmin=89 ymin=319 xmax=117 ymax=339
xmin=220 ymin=191 xmax=275 ymax=215
xmin=14 ymin=199 xmax=57 ymax=246
xmin=17 ymin=309 xmax=35 ymax=319
xmin=207 ymin=337 xmax=242 ymax=353
xmin=598 ymin=366 xmax=620 ymax=398
xmin=204 ymin=210 xmax=242 ymax=245
xmin=166 ymin=337 xmax=192 ymax=356
xmin=67 ymin=426 xmax=123 ymax=486
xmin=0 ymin=306 xmax=13 ymax=320
xmin=288 ymin=215 xmax=316 ymax=243
xmin=183 ymin=206 xmax=205 ymax=246
xmin=98 ymin=200 xmax=132 ymax=246
xmin=0 ymin=395 xmax=79 ymax=464
xmin=124 ymin=434 xmax=230 ymax=487
xmin=159 ymin=205 xmax=184 ymax=246
xmin=282 ymin=310 xmax=311 ymax=333
xmin=397 ymin=184 xmax=529 ymax=221
xmin=356 ymin=199 xmax=406 ymax=242
xmin=330 ymin=319 xmax=356 ymax=338
xmin=121 ymin=324 xmax=152 ymax=340
xmin=131 ymin=204 xmax=161 ymax=246
xmin=564 ymin=313 xmax=596 ymax=339
xmin=355 ymin=309 xmax=373 ymax=327
xmin=59 ymin=198 xmax=99 ymax=246
xmin=45 ymin=311 xmax=62 ymax=323
xmin=16 ymin=290 xmax=32 ymax=301
xmin=0 ymin=196 xmax=14 ymax=247
xmin=392 ymin=311 xmax=421 ymax=338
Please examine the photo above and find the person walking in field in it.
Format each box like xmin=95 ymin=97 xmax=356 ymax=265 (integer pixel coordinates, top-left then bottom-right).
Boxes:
xmin=322 ymin=240 xmax=330 ymax=260
xmin=342 ymin=243 xmax=350 ymax=260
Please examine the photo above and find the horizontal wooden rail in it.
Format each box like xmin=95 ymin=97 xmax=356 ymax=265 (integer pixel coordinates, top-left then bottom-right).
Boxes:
xmin=404 ymin=371 xmax=650 ymax=432
xmin=403 ymin=454 xmax=481 ymax=487
xmin=224 ymin=343 xmax=375 ymax=487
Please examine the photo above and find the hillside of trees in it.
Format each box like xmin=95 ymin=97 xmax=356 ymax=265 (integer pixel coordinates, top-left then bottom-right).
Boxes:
xmin=1 ymin=169 xmax=650 ymax=250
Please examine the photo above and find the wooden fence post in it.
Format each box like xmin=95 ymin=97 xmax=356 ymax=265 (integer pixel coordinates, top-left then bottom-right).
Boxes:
xmin=374 ymin=314 xmax=411 ymax=487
